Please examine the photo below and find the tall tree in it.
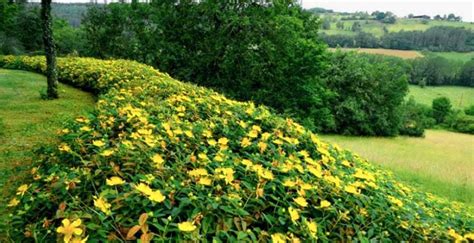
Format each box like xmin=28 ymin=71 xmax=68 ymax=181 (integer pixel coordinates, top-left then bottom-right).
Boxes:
xmin=40 ymin=0 xmax=58 ymax=98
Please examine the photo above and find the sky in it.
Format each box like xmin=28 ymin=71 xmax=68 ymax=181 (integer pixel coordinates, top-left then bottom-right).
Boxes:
xmin=301 ymin=0 xmax=474 ymax=22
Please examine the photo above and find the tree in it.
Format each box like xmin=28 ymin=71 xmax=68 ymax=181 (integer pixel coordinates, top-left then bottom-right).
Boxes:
xmin=351 ymin=21 xmax=361 ymax=32
xmin=432 ymin=97 xmax=452 ymax=124
xmin=41 ymin=0 xmax=58 ymax=99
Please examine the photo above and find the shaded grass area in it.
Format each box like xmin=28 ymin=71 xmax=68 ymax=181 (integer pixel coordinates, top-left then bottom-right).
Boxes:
xmin=0 ymin=69 xmax=95 ymax=239
xmin=321 ymin=130 xmax=474 ymax=206
xmin=408 ymin=85 xmax=474 ymax=109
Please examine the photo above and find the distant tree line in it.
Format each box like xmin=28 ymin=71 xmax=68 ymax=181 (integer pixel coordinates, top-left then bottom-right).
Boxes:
xmin=321 ymin=26 xmax=474 ymax=52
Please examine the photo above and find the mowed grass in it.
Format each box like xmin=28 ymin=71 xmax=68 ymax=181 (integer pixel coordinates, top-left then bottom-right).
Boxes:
xmin=408 ymin=85 xmax=474 ymax=109
xmin=329 ymin=47 xmax=423 ymax=59
xmin=321 ymin=130 xmax=474 ymax=205
xmin=0 ymin=69 xmax=95 ymax=238
xmin=428 ymin=51 xmax=474 ymax=63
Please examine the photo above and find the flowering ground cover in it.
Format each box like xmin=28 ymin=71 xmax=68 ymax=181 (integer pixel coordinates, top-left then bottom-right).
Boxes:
xmin=0 ymin=56 xmax=473 ymax=242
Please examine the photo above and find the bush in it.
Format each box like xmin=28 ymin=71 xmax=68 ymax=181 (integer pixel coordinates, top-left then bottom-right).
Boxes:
xmin=432 ymin=97 xmax=452 ymax=124
xmin=2 ymin=55 xmax=472 ymax=242
xmin=465 ymin=105 xmax=474 ymax=116
xmin=445 ymin=111 xmax=474 ymax=134
xmin=323 ymin=51 xmax=409 ymax=136
xmin=398 ymin=97 xmax=433 ymax=137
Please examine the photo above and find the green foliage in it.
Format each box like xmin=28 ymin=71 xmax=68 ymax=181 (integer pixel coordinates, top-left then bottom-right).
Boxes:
xmin=323 ymin=51 xmax=409 ymax=136
xmin=82 ymin=1 xmax=337 ymax=134
xmin=432 ymin=97 xmax=452 ymax=124
xmin=2 ymin=55 xmax=473 ymax=242
xmin=444 ymin=110 xmax=474 ymax=134
xmin=410 ymin=55 xmax=463 ymax=86
xmin=465 ymin=105 xmax=474 ymax=116
xmin=458 ymin=59 xmax=474 ymax=86
xmin=398 ymin=97 xmax=433 ymax=137
xmin=0 ymin=117 xmax=4 ymax=136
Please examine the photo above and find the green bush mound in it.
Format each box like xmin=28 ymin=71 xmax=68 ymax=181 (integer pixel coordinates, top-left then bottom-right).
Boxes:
xmin=1 ymin=55 xmax=473 ymax=242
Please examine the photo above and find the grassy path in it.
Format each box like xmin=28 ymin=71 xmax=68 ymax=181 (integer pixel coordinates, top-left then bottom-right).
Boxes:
xmin=0 ymin=69 xmax=95 ymax=239
xmin=321 ymin=130 xmax=474 ymax=205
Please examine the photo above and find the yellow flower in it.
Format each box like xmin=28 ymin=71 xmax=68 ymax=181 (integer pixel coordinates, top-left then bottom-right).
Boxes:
xmin=283 ymin=179 xmax=296 ymax=187
xmin=320 ymin=200 xmax=331 ymax=209
xmin=248 ymin=129 xmax=259 ymax=138
xmin=57 ymin=218 xmax=83 ymax=243
xmin=135 ymin=183 xmax=166 ymax=203
xmin=184 ymin=130 xmax=193 ymax=138
xmin=59 ymin=143 xmax=71 ymax=152
xmin=148 ymin=190 xmax=166 ymax=203
xmin=208 ymin=139 xmax=217 ymax=146
xmin=257 ymin=141 xmax=268 ymax=153
xmin=70 ymin=236 xmax=88 ymax=243
xmin=294 ymin=197 xmax=308 ymax=208
xmin=344 ymin=185 xmax=360 ymax=195
xmin=215 ymin=167 xmax=234 ymax=184
xmin=93 ymin=196 xmax=111 ymax=215
xmin=218 ymin=137 xmax=229 ymax=146
xmin=388 ymin=196 xmax=404 ymax=207
xmin=177 ymin=221 xmax=197 ymax=232
xmin=79 ymin=126 xmax=91 ymax=132
xmin=7 ymin=198 xmax=20 ymax=207
xmin=92 ymin=140 xmax=105 ymax=147
xmin=198 ymin=177 xmax=212 ymax=186
xmin=271 ymin=233 xmax=287 ymax=243
xmin=448 ymin=229 xmax=463 ymax=241
xmin=135 ymin=183 xmax=153 ymax=195
xmin=16 ymin=184 xmax=29 ymax=197
xmin=306 ymin=221 xmax=317 ymax=238
xmin=106 ymin=176 xmax=125 ymax=186
xmin=288 ymin=207 xmax=300 ymax=223
xmin=240 ymin=137 xmax=252 ymax=148
xmin=100 ymin=149 xmax=114 ymax=157
xmin=151 ymin=154 xmax=165 ymax=167
xmin=188 ymin=168 xmax=209 ymax=177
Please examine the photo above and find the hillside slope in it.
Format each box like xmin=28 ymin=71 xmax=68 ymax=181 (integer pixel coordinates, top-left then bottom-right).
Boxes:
xmin=1 ymin=56 xmax=473 ymax=241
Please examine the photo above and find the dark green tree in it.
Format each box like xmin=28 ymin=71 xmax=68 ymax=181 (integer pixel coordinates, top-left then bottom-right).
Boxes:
xmin=41 ymin=0 xmax=58 ymax=98
xmin=432 ymin=97 xmax=452 ymax=124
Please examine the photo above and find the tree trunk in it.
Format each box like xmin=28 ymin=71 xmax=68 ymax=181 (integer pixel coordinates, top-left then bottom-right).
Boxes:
xmin=41 ymin=0 xmax=59 ymax=99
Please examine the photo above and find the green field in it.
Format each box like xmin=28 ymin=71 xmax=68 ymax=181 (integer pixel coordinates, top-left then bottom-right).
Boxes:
xmin=408 ymin=85 xmax=474 ymax=109
xmin=321 ymin=17 xmax=474 ymax=37
xmin=428 ymin=51 xmax=474 ymax=62
xmin=321 ymin=130 xmax=474 ymax=205
xmin=0 ymin=69 xmax=95 ymax=236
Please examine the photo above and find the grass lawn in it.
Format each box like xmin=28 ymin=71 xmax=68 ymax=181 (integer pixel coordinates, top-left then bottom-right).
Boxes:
xmin=408 ymin=85 xmax=474 ymax=109
xmin=320 ymin=130 xmax=474 ymax=205
xmin=427 ymin=51 xmax=474 ymax=63
xmin=0 ymin=69 xmax=95 ymax=238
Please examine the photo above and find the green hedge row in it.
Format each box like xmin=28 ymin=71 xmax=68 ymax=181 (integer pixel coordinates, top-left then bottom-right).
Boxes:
xmin=1 ymin=55 xmax=472 ymax=242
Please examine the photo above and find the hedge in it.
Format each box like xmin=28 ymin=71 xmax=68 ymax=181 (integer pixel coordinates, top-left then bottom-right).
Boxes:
xmin=1 ymin=55 xmax=473 ymax=242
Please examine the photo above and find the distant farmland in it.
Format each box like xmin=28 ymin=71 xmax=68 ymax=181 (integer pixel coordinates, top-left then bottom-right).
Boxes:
xmin=329 ymin=48 xmax=423 ymax=59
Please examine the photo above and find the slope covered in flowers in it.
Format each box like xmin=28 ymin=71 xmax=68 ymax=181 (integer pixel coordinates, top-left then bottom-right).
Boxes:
xmin=1 ymin=55 xmax=473 ymax=242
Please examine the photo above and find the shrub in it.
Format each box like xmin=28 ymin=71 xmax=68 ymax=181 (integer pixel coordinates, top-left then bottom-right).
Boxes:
xmin=432 ymin=97 xmax=452 ymax=124
xmin=398 ymin=97 xmax=432 ymax=137
xmin=445 ymin=111 xmax=474 ymax=134
xmin=323 ymin=51 xmax=409 ymax=136
xmin=465 ymin=105 xmax=474 ymax=116
xmin=1 ymin=56 xmax=473 ymax=242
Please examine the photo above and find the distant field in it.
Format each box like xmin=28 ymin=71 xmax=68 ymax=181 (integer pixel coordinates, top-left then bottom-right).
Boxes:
xmin=321 ymin=17 xmax=474 ymax=37
xmin=408 ymin=85 xmax=474 ymax=109
xmin=330 ymin=47 xmax=423 ymax=59
xmin=428 ymin=51 xmax=474 ymax=62
xmin=320 ymin=130 xmax=474 ymax=205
